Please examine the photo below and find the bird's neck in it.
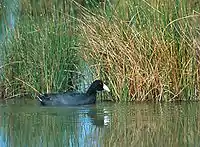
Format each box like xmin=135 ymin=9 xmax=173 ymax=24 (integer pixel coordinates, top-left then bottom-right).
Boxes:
xmin=86 ymin=87 xmax=97 ymax=96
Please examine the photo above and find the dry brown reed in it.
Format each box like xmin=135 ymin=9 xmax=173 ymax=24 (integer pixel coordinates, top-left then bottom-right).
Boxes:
xmin=79 ymin=10 xmax=199 ymax=101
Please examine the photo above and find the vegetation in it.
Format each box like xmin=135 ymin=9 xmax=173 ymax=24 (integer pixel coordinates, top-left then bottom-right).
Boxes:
xmin=0 ymin=0 xmax=200 ymax=101
xmin=1 ymin=0 xmax=81 ymax=99
xmin=79 ymin=0 xmax=200 ymax=101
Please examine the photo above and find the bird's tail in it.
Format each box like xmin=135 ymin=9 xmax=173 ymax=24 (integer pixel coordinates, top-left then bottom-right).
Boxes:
xmin=37 ymin=95 xmax=46 ymax=106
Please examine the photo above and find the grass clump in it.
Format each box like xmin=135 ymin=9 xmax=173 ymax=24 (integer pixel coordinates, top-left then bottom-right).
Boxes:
xmin=1 ymin=0 xmax=200 ymax=102
xmin=0 ymin=2 xmax=80 ymax=99
xmin=79 ymin=0 xmax=200 ymax=101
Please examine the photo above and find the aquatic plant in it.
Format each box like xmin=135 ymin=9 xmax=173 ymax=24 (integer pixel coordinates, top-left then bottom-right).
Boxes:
xmin=79 ymin=0 xmax=200 ymax=101
xmin=0 ymin=1 xmax=80 ymax=99
xmin=1 ymin=0 xmax=200 ymax=102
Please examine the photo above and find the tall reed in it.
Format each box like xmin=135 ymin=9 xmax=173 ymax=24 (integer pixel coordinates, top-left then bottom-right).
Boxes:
xmin=1 ymin=1 xmax=80 ymax=99
xmin=79 ymin=0 xmax=200 ymax=101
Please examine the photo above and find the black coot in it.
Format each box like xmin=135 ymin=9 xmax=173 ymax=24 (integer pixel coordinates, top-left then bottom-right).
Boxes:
xmin=37 ymin=80 xmax=110 ymax=106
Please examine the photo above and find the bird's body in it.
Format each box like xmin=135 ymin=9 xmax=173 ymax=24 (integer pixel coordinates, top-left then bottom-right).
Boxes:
xmin=37 ymin=80 xmax=110 ymax=106
xmin=38 ymin=92 xmax=97 ymax=106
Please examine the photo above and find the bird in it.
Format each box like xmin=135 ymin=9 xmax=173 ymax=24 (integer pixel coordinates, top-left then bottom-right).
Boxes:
xmin=37 ymin=80 xmax=110 ymax=106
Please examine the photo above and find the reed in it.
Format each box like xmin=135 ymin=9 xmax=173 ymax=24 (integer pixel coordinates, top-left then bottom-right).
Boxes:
xmin=0 ymin=1 xmax=80 ymax=99
xmin=79 ymin=0 xmax=200 ymax=101
xmin=1 ymin=0 xmax=200 ymax=101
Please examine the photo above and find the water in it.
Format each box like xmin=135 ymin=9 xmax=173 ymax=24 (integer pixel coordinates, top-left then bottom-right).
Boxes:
xmin=0 ymin=101 xmax=200 ymax=147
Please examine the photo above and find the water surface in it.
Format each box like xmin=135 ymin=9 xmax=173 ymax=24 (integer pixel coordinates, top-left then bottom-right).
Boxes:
xmin=0 ymin=101 xmax=200 ymax=147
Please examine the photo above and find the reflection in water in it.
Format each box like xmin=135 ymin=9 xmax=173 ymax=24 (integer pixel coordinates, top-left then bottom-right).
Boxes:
xmin=0 ymin=104 xmax=111 ymax=147
xmin=0 ymin=102 xmax=200 ymax=146
xmin=0 ymin=132 xmax=6 ymax=147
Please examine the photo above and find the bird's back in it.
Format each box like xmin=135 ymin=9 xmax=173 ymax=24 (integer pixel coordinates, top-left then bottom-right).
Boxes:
xmin=38 ymin=92 xmax=96 ymax=106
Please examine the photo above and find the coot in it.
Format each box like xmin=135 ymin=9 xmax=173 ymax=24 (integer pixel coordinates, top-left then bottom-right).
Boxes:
xmin=37 ymin=80 xmax=110 ymax=106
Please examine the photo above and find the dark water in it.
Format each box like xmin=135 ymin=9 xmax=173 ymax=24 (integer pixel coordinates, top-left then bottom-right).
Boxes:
xmin=0 ymin=101 xmax=200 ymax=147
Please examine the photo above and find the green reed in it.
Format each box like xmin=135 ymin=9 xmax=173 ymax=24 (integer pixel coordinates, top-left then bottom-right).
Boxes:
xmin=1 ymin=0 xmax=200 ymax=101
xmin=1 ymin=0 xmax=80 ymax=99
